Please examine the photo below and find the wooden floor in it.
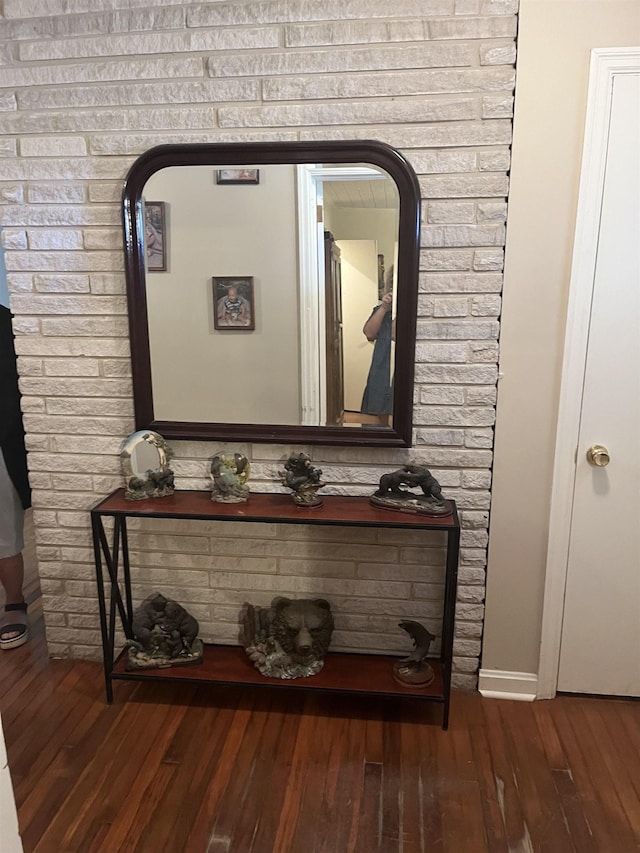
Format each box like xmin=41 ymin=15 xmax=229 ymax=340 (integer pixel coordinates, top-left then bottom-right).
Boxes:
xmin=1 ymin=605 xmax=638 ymax=853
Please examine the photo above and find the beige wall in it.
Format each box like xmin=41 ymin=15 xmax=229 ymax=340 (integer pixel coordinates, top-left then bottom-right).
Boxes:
xmin=145 ymin=164 xmax=300 ymax=425
xmin=483 ymin=0 xmax=640 ymax=676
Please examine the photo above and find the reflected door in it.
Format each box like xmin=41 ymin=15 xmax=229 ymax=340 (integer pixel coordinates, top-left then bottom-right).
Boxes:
xmin=324 ymin=231 xmax=344 ymax=426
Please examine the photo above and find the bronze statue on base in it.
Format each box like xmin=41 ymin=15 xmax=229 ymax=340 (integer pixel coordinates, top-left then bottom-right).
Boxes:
xmin=210 ymin=453 xmax=250 ymax=503
xmin=370 ymin=464 xmax=452 ymax=516
xmin=392 ymin=620 xmax=436 ymax=687
xmin=240 ymin=596 xmax=334 ymax=679
xmin=280 ymin=452 xmax=325 ymax=508
xmin=126 ymin=592 xmax=203 ymax=670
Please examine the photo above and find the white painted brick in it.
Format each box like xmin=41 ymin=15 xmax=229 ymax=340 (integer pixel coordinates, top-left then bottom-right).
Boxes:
xmin=21 ymin=397 xmax=46 ymax=414
xmin=263 ymin=68 xmax=514 ymax=100
xmin=20 ymin=137 xmax=87 ymax=157
xmin=0 ymin=56 xmax=204 ymax=88
xmin=5 ymin=274 xmax=33 ymax=293
xmin=407 ymin=150 xmax=477 ymax=174
xmin=420 ymin=272 xmax=503 ymax=293
xmin=18 ymin=80 xmax=259 ymax=112
xmin=417 ymin=319 xmax=499 ymax=340
xmin=83 ymin=229 xmax=121 ymax=251
xmin=7 ymin=250 xmax=123 ymax=273
xmin=43 ymin=358 xmax=100 ymax=377
xmin=1 ymin=204 xmax=119 ymax=226
xmin=414 ymin=364 xmax=498 ymax=384
xmin=419 ymin=386 xmax=465 ymax=405
xmin=1 ymin=230 xmax=27 ymax=250
xmin=467 ymin=386 xmax=497 ymax=405
xmin=462 ymin=470 xmax=492 ymax=489
xmin=429 ymin=15 xmax=516 ymax=39
xmin=432 ymin=297 xmax=469 ymax=317
xmin=414 ymin=407 xmax=495 ymax=427
xmin=416 ymin=341 xmax=469 ymax=364
xmin=40 ymin=317 xmax=129 ymax=337
xmin=285 ymin=19 xmax=427 ymax=48
xmin=220 ymin=97 xmax=477 ymax=128
xmin=465 ymin=429 xmax=495 ymax=448
xmin=478 ymin=149 xmax=511 ymax=171
xmin=0 ymin=139 xmax=18 ymax=157
xmin=19 ymin=29 xmax=280 ymax=62
xmin=0 ymin=92 xmax=17 ymax=111
xmin=469 ymin=341 xmax=499 ymax=361
xmin=212 ymin=43 xmax=471 ymax=78
xmin=477 ymin=201 xmax=508 ymax=222
xmin=420 ymin=173 xmax=509 ymax=198
xmin=411 ymin=428 xmax=464 ymax=446
xmin=189 ymin=0 xmax=454 ymax=27
xmin=480 ymin=42 xmax=517 ymax=66
xmin=426 ymin=202 xmax=475 ymax=224
xmin=34 ymin=274 xmax=90 ymax=293
xmin=0 ymin=184 xmax=24 ymax=203
xmin=482 ymin=94 xmax=514 ymax=118
xmin=421 ymin=249 xmax=473 ymax=271
xmin=15 ymin=358 xmax=43 ymax=376
xmin=90 ymin=273 xmax=126 ymax=295
xmin=461 ymin=511 xmax=491 ymax=528
xmin=473 ymin=248 xmax=504 ymax=270
xmin=28 ymin=230 xmax=84 ymax=251
xmin=471 ymin=295 xmax=501 ymax=316
xmin=28 ymin=185 xmax=87 ymax=204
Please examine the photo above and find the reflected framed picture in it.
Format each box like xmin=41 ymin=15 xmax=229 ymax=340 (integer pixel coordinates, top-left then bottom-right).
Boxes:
xmin=213 ymin=276 xmax=255 ymax=331
xmin=143 ymin=201 xmax=167 ymax=272
xmin=216 ymin=168 xmax=260 ymax=185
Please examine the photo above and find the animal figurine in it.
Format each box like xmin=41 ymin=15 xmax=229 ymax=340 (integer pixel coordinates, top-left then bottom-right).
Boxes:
xmin=392 ymin=620 xmax=437 ymax=687
xmin=370 ymin=464 xmax=451 ymax=516
xmin=126 ymin=592 xmax=202 ymax=670
xmin=210 ymin=453 xmax=250 ymax=503
xmin=280 ymin=452 xmax=325 ymax=507
xmin=240 ymin=596 xmax=335 ymax=679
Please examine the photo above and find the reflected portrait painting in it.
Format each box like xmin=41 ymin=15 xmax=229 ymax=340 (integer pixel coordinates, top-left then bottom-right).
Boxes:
xmin=213 ymin=276 xmax=255 ymax=331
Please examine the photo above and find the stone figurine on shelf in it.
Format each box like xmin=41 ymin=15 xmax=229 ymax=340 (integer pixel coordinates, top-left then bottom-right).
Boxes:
xmin=126 ymin=592 xmax=203 ymax=670
xmin=240 ymin=596 xmax=335 ymax=679
xmin=280 ymin=452 xmax=325 ymax=507
xmin=210 ymin=453 xmax=250 ymax=503
xmin=392 ymin=620 xmax=437 ymax=687
xmin=370 ymin=463 xmax=452 ymax=516
xmin=121 ymin=430 xmax=175 ymax=501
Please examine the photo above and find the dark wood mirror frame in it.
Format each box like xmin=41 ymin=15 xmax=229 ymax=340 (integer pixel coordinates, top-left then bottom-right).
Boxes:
xmin=122 ymin=140 xmax=420 ymax=447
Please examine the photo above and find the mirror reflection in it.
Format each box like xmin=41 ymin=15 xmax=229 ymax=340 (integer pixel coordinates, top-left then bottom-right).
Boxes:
xmin=142 ymin=163 xmax=400 ymax=429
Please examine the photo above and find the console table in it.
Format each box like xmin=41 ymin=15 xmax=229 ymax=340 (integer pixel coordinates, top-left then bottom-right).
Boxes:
xmin=90 ymin=489 xmax=460 ymax=729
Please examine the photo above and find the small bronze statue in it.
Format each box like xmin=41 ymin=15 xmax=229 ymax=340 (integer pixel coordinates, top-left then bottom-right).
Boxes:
xmin=210 ymin=453 xmax=250 ymax=503
xmin=393 ymin=620 xmax=437 ymax=687
xmin=240 ymin=596 xmax=334 ymax=679
xmin=126 ymin=592 xmax=203 ymax=670
xmin=280 ymin=452 xmax=325 ymax=507
xmin=370 ymin=463 xmax=452 ymax=516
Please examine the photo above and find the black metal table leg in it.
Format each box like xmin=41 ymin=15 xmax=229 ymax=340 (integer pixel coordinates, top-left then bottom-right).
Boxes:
xmin=91 ymin=512 xmax=114 ymax=704
xmin=441 ymin=525 xmax=460 ymax=730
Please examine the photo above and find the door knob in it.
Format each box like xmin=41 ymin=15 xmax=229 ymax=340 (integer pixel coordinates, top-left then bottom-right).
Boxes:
xmin=586 ymin=444 xmax=610 ymax=467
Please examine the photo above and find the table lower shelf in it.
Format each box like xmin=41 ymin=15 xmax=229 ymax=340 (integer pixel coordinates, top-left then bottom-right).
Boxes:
xmin=111 ymin=644 xmax=445 ymax=702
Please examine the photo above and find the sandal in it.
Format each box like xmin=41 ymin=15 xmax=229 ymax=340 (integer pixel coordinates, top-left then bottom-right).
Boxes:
xmin=0 ymin=602 xmax=29 ymax=650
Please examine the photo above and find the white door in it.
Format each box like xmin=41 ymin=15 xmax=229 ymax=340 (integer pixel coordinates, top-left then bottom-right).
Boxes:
xmin=557 ymin=70 xmax=640 ymax=695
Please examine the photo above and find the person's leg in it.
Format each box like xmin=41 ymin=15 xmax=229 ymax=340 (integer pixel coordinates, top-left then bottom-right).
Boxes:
xmin=0 ymin=449 xmax=27 ymax=647
xmin=0 ymin=552 xmax=24 ymax=604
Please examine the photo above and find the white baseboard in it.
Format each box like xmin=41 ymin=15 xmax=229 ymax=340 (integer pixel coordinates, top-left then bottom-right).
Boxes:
xmin=478 ymin=669 xmax=538 ymax=701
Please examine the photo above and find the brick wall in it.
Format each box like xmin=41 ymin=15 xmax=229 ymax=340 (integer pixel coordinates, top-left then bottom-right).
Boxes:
xmin=0 ymin=0 xmax=516 ymax=687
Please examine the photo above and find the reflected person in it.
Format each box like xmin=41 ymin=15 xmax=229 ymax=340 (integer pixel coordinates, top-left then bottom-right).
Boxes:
xmin=360 ymin=269 xmax=395 ymax=425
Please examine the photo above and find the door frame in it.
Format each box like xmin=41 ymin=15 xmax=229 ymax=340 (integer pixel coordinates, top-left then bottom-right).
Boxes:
xmin=538 ymin=47 xmax=640 ymax=699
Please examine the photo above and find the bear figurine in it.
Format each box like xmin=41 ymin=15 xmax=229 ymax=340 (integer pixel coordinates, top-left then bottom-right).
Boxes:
xmin=240 ymin=596 xmax=334 ymax=679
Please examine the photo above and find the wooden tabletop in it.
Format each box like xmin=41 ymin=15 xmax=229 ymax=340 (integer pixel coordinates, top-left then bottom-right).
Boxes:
xmin=92 ymin=489 xmax=459 ymax=530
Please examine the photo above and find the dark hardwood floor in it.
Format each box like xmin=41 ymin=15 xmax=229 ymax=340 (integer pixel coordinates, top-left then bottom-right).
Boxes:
xmin=1 ymin=606 xmax=638 ymax=852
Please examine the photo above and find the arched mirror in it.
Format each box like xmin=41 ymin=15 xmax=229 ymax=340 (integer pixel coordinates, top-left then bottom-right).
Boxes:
xmin=123 ymin=141 xmax=420 ymax=446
